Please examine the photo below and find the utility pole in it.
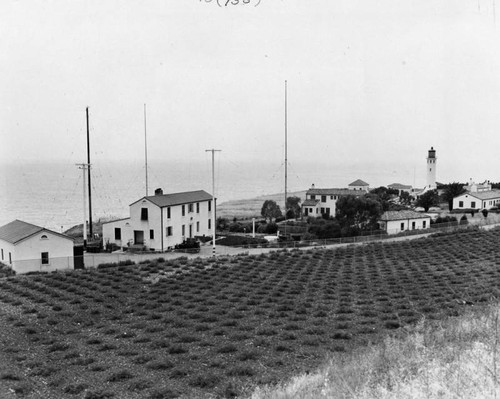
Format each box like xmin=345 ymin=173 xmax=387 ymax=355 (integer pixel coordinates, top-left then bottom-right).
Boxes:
xmin=86 ymin=107 xmax=93 ymax=238
xmin=205 ymin=149 xmax=221 ymax=257
xmin=76 ymin=163 xmax=90 ymax=249
xmin=144 ymin=103 xmax=149 ymax=197
xmin=284 ymin=80 xmax=288 ymax=217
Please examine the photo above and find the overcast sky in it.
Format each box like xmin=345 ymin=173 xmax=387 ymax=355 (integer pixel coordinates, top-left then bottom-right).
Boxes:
xmin=1 ymin=0 xmax=499 ymax=183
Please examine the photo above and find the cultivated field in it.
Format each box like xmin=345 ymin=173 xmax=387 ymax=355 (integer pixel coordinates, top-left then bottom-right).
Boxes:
xmin=1 ymin=227 xmax=500 ymax=398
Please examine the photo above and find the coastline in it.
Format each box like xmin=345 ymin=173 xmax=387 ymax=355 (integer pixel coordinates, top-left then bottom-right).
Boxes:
xmin=217 ymin=190 xmax=307 ymax=220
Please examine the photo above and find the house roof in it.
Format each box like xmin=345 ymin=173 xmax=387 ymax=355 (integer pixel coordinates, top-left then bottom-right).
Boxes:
xmin=132 ymin=190 xmax=213 ymax=208
xmin=302 ymin=199 xmax=320 ymax=206
xmin=379 ymin=210 xmax=430 ymax=222
xmin=0 ymin=220 xmax=73 ymax=245
xmin=456 ymin=189 xmax=500 ymax=201
xmin=307 ymin=188 xmax=365 ymax=196
xmin=102 ymin=217 xmax=131 ymax=225
xmin=388 ymin=183 xmax=412 ymax=190
xmin=348 ymin=179 xmax=369 ymax=187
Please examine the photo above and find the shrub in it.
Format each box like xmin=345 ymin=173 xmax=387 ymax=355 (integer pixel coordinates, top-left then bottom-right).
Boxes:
xmin=460 ymin=215 xmax=468 ymax=225
xmin=107 ymin=370 xmax=134 ymax=382
xmin=64 ymin=383 xmax=89 ymax=394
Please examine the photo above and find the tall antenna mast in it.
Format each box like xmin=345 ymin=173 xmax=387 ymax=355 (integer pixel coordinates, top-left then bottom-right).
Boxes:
xmin=284 ymin=80 xmax=288 ymax=218
xmin=205 ymin=149 xmax=221 ymax=257
xmin=144 ymin=103 xmax=149 ymax=196
xmin=86 ymin=107 xmax=93 ymax=238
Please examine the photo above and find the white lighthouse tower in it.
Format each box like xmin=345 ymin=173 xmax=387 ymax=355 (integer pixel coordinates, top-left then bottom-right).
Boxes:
xmin=426 ymin=147 xmax=437 ymax=189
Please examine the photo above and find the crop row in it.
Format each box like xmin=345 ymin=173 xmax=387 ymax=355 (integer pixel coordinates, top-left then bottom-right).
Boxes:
xmin=0 ymin=227 xmax=499 ymax=398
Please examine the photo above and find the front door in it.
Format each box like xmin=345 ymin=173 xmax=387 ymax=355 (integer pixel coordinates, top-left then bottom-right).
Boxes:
xmin=73 ymin=245 xmax=84 ymax=269
xmin=134 ymin=230 xmax=144 ymax=245
xmin=189 ymin=224 xmax=193 ymax=238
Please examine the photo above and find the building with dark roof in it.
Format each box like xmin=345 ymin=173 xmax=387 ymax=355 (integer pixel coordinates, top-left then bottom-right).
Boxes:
xmin=0 ymin=220 xmax=74 ymax=274
xmin=301 ymin=182 xmax=367 ymax=218
xmin=102 ymin=189 xmax=214 ymax=251
xmin=348 ymin=179 xmax=370 ymax=191
xmin=378 ymin=210 xmax=431 ymax=235
xmin=453 ymin=189 xmax=500 ymax=211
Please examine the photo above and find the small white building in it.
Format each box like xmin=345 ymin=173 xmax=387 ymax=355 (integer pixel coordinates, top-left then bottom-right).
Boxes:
xmin=378 ymin=210 xmax=431 ymax=235
xmin=348 ymin=179 xmax=370 ymax=192
xmin=102 ymin=189 xmax=214 ymax=252
xmin=0 ymin=220 xmax=75 ymax=274
xmin=302 ymin=184 xmax=366 ymax=218
xmin=452 ymin=189 xmax=500 ymax=211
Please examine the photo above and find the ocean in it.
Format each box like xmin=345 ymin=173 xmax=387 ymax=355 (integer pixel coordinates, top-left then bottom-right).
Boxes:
xmin=0 ymin=159 xmax=420 ymax=232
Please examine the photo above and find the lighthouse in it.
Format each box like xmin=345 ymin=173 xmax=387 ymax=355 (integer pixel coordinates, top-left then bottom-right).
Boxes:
xmin=426 ymin=147 xmax=437 ymax=189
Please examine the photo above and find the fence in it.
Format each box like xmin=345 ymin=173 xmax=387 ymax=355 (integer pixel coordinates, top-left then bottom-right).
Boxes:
xmin=3 ymin=217 xmax=499 ymax=275
xmin=229 ymin=217 xmax=500 ymax=250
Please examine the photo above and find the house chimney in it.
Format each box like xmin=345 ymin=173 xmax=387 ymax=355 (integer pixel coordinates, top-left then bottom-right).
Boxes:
xmin=311 ymin=183 xmax=315 ymax=189
xmin=154 ymin=188 xmax=163 ymax=196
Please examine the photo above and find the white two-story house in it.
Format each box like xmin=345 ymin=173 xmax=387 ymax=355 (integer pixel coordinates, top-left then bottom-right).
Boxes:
xmin=302 ymin=181 xmax=367 ymax=218
xmin=102 ymin=189 xmax=214 ymax=251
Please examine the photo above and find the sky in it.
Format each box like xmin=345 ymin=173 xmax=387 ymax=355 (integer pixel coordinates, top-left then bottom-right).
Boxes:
xmin=1 ymin=0 xmax=500 ymax=186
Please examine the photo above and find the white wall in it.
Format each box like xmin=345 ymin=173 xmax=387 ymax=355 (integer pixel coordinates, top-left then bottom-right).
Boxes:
xmin=384 ymin=217 xmax=431 ymax=235
xmin=163 ymin=200 xmax=212 ymax=250
xmin=1 ymin=231 xmax=74 ymax=274
xmin=102 ymin=198 xmax=214 ymax=252
xmin=452 ymin=194 xmax=500 ymax=210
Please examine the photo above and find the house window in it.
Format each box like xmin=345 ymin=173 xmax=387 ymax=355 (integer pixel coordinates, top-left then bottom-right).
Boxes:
xmin=188 ymin=203 xmax=194 ymax=213
xmin=196 ymin=221 xmax=200 ymax=232
xmin=459 ymin=201 xmax=463 ymax=208
xmin=310 ymin=195 xmax=316 ymax=200
xmin=471 ymin=201 xmax=476 ymax=208
xmin=423 ymin=221 xmax=426 ymax=228
xmin=196 ymin=203 xmax=200 ymax=213
xmin=40 ymin=235 xmax=48 ymax=240
xmin=41 ymin=252 xmax=49 ymax=265
xmin=330 ymin=196 xmax=334 ymax=200
xmin=167 ymin=207 xmax=171 ymax=219
xmin=182 ymin=205 xmax=185 ymax=216
xmin=310 ymin=208 xmax=313 ymax=213
xmin=321 ymin=195 xmax=326 ymax=203
xmin=114 ymin=228 xmax=121 ymax=240
xmin=320 ymin=207 xmax=325 ymax=214
xmin=150 ymin=230 xmax=154 ymax=239
xmin=412 ymin=221 xmax=416 ymax=230
xmin=8 ymin=252 xmax=11 ymax=264
xmin=208 ymin=201 xmax=212 ymax=212
xmin=400 ymin=222 xmax=405 ymax=231
xmin=208 ymin=219 xmax=211 ymax=230
xmin=141 ymin=208 xmax=148 ymax=221
xmin=166 ymin=227 xmax=173 ymax=236
xmin=182 ymin=225 xmax=185 ymax=236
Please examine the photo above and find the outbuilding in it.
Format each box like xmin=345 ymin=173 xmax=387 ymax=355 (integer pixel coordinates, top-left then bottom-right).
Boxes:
xmin=0 ymin=220 xmax=75 ymax=274
xmin=453 ymin=190 xmax=500 ymax=211
xmin=378 ymin=210 xmax=431 ymax=235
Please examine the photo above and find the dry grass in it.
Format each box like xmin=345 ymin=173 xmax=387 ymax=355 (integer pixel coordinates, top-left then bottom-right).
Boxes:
xmin=251 ymin=304 xmax=500 ymax=399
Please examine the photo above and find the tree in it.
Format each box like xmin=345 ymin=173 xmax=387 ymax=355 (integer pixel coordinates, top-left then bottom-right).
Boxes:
xmin=261 ymin=200 xmax=282 ymax=222
xmin=440 ymin=182 xmax=466 ymax=211
xmin=415 ymin=190 xmax=439 ymax=212
xmin=335 ymin=195 xmax=383 ymax=232
xmin=368 ymin=187 xmax=399 ymax=212
xmin=285 ymin=196 xmax=301 ymax=219
xmin=399 ymin=191 xmax=414 ymax=206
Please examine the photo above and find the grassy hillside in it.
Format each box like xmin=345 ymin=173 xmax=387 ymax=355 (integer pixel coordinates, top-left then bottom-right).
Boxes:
xmin=0 ymin=227 xmax=499 ymax=398
xmin=252 ymin=303 xmax=500 ymax=398
xmin=217 ymin=191 xmax=307 ymax=220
